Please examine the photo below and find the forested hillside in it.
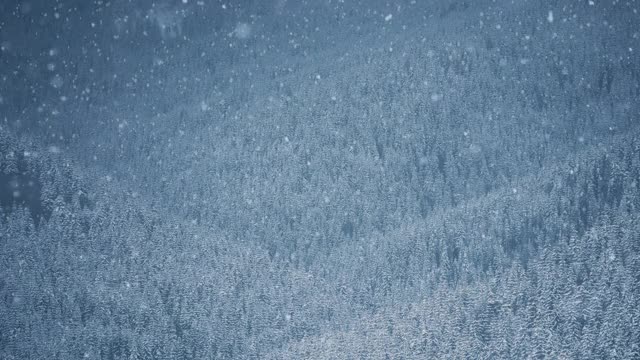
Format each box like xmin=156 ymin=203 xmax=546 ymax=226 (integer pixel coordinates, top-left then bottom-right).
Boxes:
xmin=1 ymin=0 xmax=639 ymax=358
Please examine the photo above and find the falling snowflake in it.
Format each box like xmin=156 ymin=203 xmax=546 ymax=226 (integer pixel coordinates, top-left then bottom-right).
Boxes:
xmin=50 ymin=75 xmax=64 ymax=89
xmin=234 ymin=23 xmax=252 ymax=39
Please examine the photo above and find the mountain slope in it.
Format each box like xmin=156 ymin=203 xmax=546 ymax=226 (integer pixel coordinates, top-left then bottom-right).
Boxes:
xmin=1 ymin=0 xmax=639 ymax=358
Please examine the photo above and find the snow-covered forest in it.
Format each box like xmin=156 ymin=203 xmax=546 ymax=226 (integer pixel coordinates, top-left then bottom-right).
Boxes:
xmin=1 ymin=0 xmax=640 ymax=358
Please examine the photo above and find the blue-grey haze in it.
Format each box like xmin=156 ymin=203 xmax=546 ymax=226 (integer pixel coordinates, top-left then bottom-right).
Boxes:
xmin=1 ymin=0 xmax=640 ymax=358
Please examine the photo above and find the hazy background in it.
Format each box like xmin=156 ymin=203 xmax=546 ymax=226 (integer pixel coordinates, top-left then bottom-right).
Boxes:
xmin=1 ymin=0 xmax=640 ymax=358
